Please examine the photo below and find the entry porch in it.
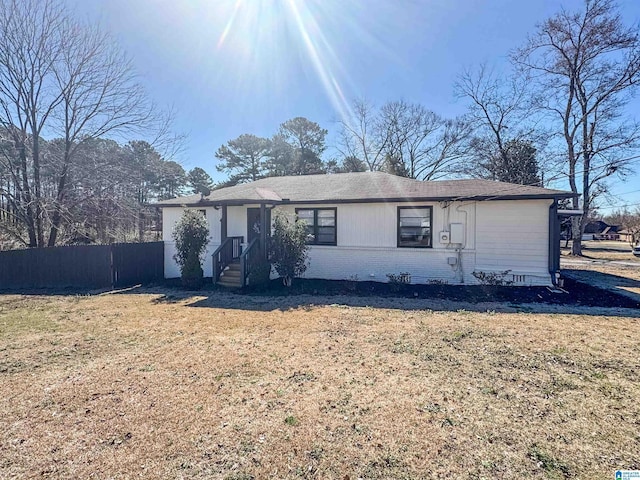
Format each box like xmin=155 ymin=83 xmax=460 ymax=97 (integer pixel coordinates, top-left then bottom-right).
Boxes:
xmin=212 ymin=203 xmax=273 ymax=288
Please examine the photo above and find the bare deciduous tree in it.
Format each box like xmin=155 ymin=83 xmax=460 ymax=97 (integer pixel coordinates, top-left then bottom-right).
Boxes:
xmin=0 ymin=0 xmax=64 ymax=246
xmin=0 ymin=0 xmax=167 ymax=247
xmin=338 ymin=98 xmax=470 ymax=180
xmin=455 ymin=64 xmax=547 ymax=182
xmin=336 ymin=98 xmax=389 ymax=172
xmin=379 ymin=101 xmax=471 ymax=180
xmin=47 ymin=17 xmax=155 ymax=246
xmin=514 ymin=0 xmax=640 ymax=255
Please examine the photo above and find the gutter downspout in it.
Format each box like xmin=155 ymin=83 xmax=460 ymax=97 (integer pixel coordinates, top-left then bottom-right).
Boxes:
xmin=455 ymin=203 xmax=469 ymax=284
xmin=548 ymin=199 xmax=560 ymax=286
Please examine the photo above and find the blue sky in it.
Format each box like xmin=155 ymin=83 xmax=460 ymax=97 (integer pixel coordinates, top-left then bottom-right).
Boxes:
xmin=69 ymin=0 xmax=640 ymax=212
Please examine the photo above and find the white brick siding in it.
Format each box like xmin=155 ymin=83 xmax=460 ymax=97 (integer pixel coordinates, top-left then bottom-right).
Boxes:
xmin=162 ymin=199 xmax=554 ymax=286
xmin=302 ymin=246 xmax=476 ymax=284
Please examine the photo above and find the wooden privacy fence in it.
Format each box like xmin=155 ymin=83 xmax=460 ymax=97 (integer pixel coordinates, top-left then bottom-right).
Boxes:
xmin=0 ymin=242 xmax=164 ymax=290
xmin=111 ymin=242 xmax=164 ymax=288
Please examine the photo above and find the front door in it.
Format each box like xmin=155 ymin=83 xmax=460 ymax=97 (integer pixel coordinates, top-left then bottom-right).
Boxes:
xmin=247 ymin=208 xmax=270 ymax=244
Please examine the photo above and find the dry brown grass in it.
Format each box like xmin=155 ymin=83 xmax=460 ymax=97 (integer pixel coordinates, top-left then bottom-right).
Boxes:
xmin=1 ymin=291 xmax=639 ymax=479
xmin=562 ymin=240 xmax=640 ymax=263
xmin=564 ymin=263 xmax=640 ymax=283
xmin=580 ymin=250 xmax=640 ymax=262
xmin=561 ymin=240 xmax=640 ymax=299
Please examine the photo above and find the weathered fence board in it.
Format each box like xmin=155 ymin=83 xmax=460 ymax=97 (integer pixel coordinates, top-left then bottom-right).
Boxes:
xmin=112 ymin=242 xmax=164 ymax=287
xmin=0 ymin=242 xmax=164 ymax=290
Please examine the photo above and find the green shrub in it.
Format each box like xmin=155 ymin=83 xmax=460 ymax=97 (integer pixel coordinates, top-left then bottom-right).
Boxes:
xmin=247 ymin=260 xmax=272 ymax=287
xmin=268 ymin=212 xmax=309 ymax=287
xmin=172 ymin=210 xmax=209 ymax=289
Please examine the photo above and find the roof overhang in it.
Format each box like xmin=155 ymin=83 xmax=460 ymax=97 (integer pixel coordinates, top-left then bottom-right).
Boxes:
xmin=278 ymin=193 xmax=577 ymax=204
xmin=154 ymin=199 xmax=281 ymax=208
xmin=154 ymin=192 xmax=576 ymax=208
xmin=557 ymin=209 xmax=584 ymax=216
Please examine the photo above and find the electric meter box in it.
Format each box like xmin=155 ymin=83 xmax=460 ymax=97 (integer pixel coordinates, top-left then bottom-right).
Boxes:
xmin=450 ymin=223 xmax=464 ymax=244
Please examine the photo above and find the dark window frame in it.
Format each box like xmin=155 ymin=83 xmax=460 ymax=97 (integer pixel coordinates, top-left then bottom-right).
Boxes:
xmin=295 ymin=207 xmax=337 ymax=246
xmin=397 ymin=206 xmax=433 ymax=248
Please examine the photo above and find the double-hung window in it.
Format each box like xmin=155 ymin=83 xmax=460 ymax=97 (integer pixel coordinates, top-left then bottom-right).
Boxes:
xmin=398 ymin=206 xmax=432 ymax=248
xmin=296 ymin=208 xmax=337 ymax=245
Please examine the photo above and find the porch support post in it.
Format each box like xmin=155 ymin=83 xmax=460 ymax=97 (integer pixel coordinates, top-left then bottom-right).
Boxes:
xmin=260 ymin=203 xmax=267 ymax=260
xmin=221 ymin=205 xmax=227 ymax=242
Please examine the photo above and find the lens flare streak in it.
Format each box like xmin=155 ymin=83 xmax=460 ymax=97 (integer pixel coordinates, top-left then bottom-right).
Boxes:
xmin=217 ymin=0 xmax=243 ymax=50
xmin=283 ymin=0 xmax=352 ymax=123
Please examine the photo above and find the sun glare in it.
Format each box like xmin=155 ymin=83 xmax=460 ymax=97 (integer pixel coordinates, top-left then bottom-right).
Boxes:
xmin=216 ymin=0 xmax=243 ymax=50
xmin=284 ymin=0 xmax=352 ymax=122
xmin=211 ymin=0 xmax=360 ymax=124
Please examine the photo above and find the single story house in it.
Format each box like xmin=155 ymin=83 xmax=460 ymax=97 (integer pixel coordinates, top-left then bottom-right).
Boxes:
xmin=582 ymin=220 xmax=621 ymax=241
xmin=157 ymin=172 xmax=574 ymax=288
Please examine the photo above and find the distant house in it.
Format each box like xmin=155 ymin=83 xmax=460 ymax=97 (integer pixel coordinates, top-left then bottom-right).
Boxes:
xmin=157 ymin=172 xmax=574 ymax=288
xmin=582 ymin=220 xmax=621 ymax=241
xmin=617 ymin=229 xmax=634 ymax=244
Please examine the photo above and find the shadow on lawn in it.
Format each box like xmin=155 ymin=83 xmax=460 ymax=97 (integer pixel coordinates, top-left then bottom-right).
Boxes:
xmin=147 ymin=275 xmax=639 ymax=315
xmin=562 ymin=269 xmax=640 ymax=304
xmin=579 ymin=246 xmax=636 ymax=254
xmin=2 ymin=274 xmax=638 ymax=315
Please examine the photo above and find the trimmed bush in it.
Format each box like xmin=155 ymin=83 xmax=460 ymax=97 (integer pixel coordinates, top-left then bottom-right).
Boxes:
xmin=172 ymin=210 xmax=209 ymax=288
xmin=268 ymin=212 xmax=309 ymax=287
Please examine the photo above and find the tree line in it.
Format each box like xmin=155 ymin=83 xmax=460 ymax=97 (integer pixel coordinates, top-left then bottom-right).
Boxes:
xmin=0 ymin=132 xmax=214 ymax=247
xmin=2 ymin=0 xmax=639 ymax=256
xmin=216 ymin=106 xmax=542 ymax=187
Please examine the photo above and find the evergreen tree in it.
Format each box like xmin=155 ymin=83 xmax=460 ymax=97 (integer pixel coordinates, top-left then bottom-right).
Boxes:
xmin=187 ymin=167 xmax=214 ymax=198
xmin=215 ymin=134 xmax=271 ymax=183
xmin=276 ymin=117 xmax=327 ymax=175
xmin=480 ymin=139 xmax=541 ymax=185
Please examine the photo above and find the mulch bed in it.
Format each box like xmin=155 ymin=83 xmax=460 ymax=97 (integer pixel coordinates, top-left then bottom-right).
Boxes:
xmin=241 ymin=276 xmax=639 ymax=309
xmin=3 ymin=276 xmax=638 ymax=310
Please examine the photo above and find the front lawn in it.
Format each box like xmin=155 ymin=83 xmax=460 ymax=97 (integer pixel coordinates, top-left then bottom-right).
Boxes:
xmin=0 ymin=291 xmax=638 ymax=478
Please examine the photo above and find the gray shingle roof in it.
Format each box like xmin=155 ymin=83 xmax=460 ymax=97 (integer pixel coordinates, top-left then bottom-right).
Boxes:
xmin=156 ymin=172 xmax=574 ymax=206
